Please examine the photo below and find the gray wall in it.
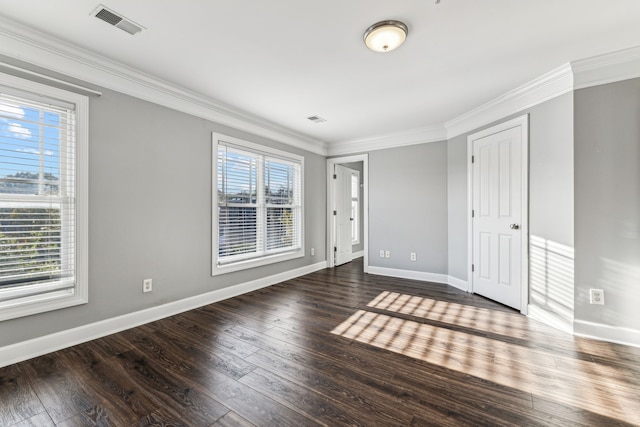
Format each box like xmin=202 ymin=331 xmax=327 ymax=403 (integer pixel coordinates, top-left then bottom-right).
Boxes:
xmin=446 ymin=94 xmax=574 ymax=325
xmin=3 ymin=55 xmax=638 ymax=351
xmin=342 ymin=161 xmax=364 ymax=254
xmin=369 ymin=142 xmax=448 ymax=274
xmin=446 ymin=135 xmax=468 ymax=281
xmin=0 ymin=86 xmax=326 ymax=347
xmin=528 ymin=94 xmax=575 ymax=324
xmin=574 ymin=78 xmax=640 ymax=333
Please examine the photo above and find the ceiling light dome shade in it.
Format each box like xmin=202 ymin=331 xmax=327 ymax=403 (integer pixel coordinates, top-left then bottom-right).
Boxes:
xmin=364 ymin=20 xmax=408 ymax=52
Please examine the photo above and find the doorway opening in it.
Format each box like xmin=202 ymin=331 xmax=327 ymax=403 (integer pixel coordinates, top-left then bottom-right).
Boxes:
xmin=327 ymin=154 xmax=368 ymax=272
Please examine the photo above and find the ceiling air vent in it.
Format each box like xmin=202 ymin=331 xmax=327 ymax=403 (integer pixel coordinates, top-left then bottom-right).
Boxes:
xmin=307 ymin=115 xmax=327 ymax=123
xmin=91 ymin=5 xmax=145 ymax=35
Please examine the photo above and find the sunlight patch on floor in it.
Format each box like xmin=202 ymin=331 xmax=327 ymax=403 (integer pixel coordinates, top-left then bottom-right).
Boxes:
xmin=331 ymin=293 xmax=638 ymax=424
xmin=367 ymin=291 xmax=532 ymax=339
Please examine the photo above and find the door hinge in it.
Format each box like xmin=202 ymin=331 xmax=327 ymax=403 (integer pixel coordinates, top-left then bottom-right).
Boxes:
xmin=472 ymin=264 xmax=475 ymax=272
xmin=333 ymin=174 xmax=337 ymax=179
xmin=334 ymin=247 xmax=337 ymax=252
xmin=472 ymin=209 xmax=475 ymax=218
xmin=471 ymin=155 xmax=475 ymax=164
xmin=333 ymin=210 xmax=337 ymax=216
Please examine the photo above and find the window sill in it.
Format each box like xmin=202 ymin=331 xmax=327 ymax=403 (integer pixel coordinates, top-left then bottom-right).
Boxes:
xmin=213 ymin=249 xmax=304 ymax=276
xmin=0 ymin=287 xmax=88 ymax=322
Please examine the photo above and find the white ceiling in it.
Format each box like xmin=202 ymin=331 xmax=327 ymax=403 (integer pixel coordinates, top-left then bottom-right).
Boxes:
xmin=1 ymin=0 xmax=639 ymax=149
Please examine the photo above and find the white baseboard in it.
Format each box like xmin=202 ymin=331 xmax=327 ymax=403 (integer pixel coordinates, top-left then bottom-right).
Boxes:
xmin=447 ymin=276 xmax=468 ymax=292
xmin=352 ymin=250 xmax=364 ymax=260
xmin=367 ymin=266 xmax=469 ymax=292
xmin=0 ymin=261 xmax=328 ymax=368
xmin=367 ymin=266 xmax=469 ymax=293
xmin=367 ymin=266 xmax=449 ymax=286
xmin=573 ymin=319 xmax=640 ymax=349
xmin=528 ymin=304 xmax=574 ymax=334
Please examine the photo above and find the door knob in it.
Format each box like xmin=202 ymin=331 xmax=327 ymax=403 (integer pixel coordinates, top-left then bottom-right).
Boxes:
xmin=510 ymin=224 xmax=520 ymax=230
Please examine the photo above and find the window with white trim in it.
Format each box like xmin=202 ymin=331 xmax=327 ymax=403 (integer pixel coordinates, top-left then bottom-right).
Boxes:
xmin=213 ymin=133 xmax=303 ymax=275
xmin=0 ymin=73 xmax=88 ymax=321
xmin=351 ymin=170 xmax=360 ymax=245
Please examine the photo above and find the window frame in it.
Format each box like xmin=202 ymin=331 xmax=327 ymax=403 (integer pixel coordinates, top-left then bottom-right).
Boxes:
xmin=0 ymin=72 xmax=88 ymax=321
xmin=212 ymin=133 xmax=304 ymax=276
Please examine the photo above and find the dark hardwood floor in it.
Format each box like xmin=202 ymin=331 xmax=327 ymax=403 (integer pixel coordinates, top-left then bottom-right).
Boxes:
xmin=2 ymin=258 xmax=640 ymax=426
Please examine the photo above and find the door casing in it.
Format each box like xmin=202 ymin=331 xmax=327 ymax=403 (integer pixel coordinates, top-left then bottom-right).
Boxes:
xmin=327 ymin=154 xmax=369 ymax=271
xmin=467 ymin=115 xmax=529 ymax=314
xmin=334 ymin=164 xmax=355 ymax=266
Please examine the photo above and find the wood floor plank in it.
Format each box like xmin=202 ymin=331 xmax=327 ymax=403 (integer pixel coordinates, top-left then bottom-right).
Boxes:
xmin=115 ymin=348 xmax=230 ymax=426
xmin=0 ymin=364 xmax=45 ymax=427
xmin=2 ymin=258 xmax=639 ymax=425
xmin=61 ymin=354 xmax=162 ymax=424
xmin=531 ymin=395 xmax=638 ymax=427
xmin=210 ymin=411 xmax=256 ymax=427
xmin=180 ymin=365 xmax=322 ymax=427
xmin=248 ymin=346 xmax=417 ymax=423
xmin=18 ymin=356 xmax=100 ymax=424
xmin=123 ymin=323 xmax=257 ymax=381
xmin=159 ymin=314 xmax=261 ymax=359
xmin=194 ymin=304 xmax=276 ymax=333
xmin=215 ymin=294 xmax=299 ymax=320
xmin=55 ymin=404 xmax=118 ymax=426
xmin=136 ymin=406 xmax=191 ymax=427
xmin=119 ymin=321 xmax=316 ymax=426
xmin=8 ymin=412 xmax=55 ymax=427
xmin=247 ymin=331 xmax=549 ymax=427
xmin=239 ymin=367 xmax=407 ymax=426
xmin=261 ymin=322 xmax=536 ymax=411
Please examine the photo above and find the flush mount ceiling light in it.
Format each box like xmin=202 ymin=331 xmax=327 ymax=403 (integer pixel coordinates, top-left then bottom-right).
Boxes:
xmin=363 ymin=20 xmax=408 ymax=52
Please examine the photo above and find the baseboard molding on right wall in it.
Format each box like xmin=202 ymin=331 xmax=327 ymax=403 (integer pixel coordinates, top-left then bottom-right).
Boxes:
xmin=574 ymin=319 xmax=640 ymax=348
xmin=367 ymin=266 xmax=449 ymax=285
xmin=447 ymin=276 xmax=468 ymax=292
xmin=366 ymin=266 xmax=469 ymax=293
xmin=527 ymin=304 xmax=573 ymax=334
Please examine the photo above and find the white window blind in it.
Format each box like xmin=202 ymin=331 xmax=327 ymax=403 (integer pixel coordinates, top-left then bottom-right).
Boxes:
xmin=0 ymin=73 xmax=88 ymax=321
xmin=214 ymin=134 xmax=303 ymax=274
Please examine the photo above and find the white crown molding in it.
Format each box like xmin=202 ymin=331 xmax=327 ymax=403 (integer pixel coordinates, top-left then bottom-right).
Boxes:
xmin=327 ymin=125 xmax=447 ymax=156
xmin=445 ymin=63 xmax=574 ymax=139
xmin=1 ymin=14 xmax=638 ymax=157
xmin=445 ymin=46 xmax=640 ymax=141
xmin=571 ymin=45 xmax=640 ymax=90
xmin=0 ymin=16 xmax=327 ymax=156
xmin=0 ymin=260 xmax=328 ymax=368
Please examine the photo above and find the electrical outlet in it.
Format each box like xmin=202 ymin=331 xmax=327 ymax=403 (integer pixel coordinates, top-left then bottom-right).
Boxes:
xmin=410 ymin=252 xmax=417 ymax=261
xmin=143 ymin=278 xmax=153 ymax=293
xmin=311 ymin=247 xmax=315 ymax=256
xmin=589 ymin=289 xmax=604 ymax=305
xmin=385 ymin=250 xmax=391 ymax=258
xmin=380 ymin=250 xmax=385 ymax=258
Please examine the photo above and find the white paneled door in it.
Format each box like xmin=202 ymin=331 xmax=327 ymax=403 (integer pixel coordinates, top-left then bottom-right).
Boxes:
xmin=472 ymin=124 xmax=524 ymax=310
xmin=334 ymin=164 xmax=354 ymax=266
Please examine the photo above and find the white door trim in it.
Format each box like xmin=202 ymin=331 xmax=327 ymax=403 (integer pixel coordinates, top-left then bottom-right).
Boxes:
xmin=334 ymin=164 xmax=355 ymax=266
xmin=327 ymin=154 xmax=369 ymax=272
xmin=467 ymin=115 xmax=529 ymax=314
